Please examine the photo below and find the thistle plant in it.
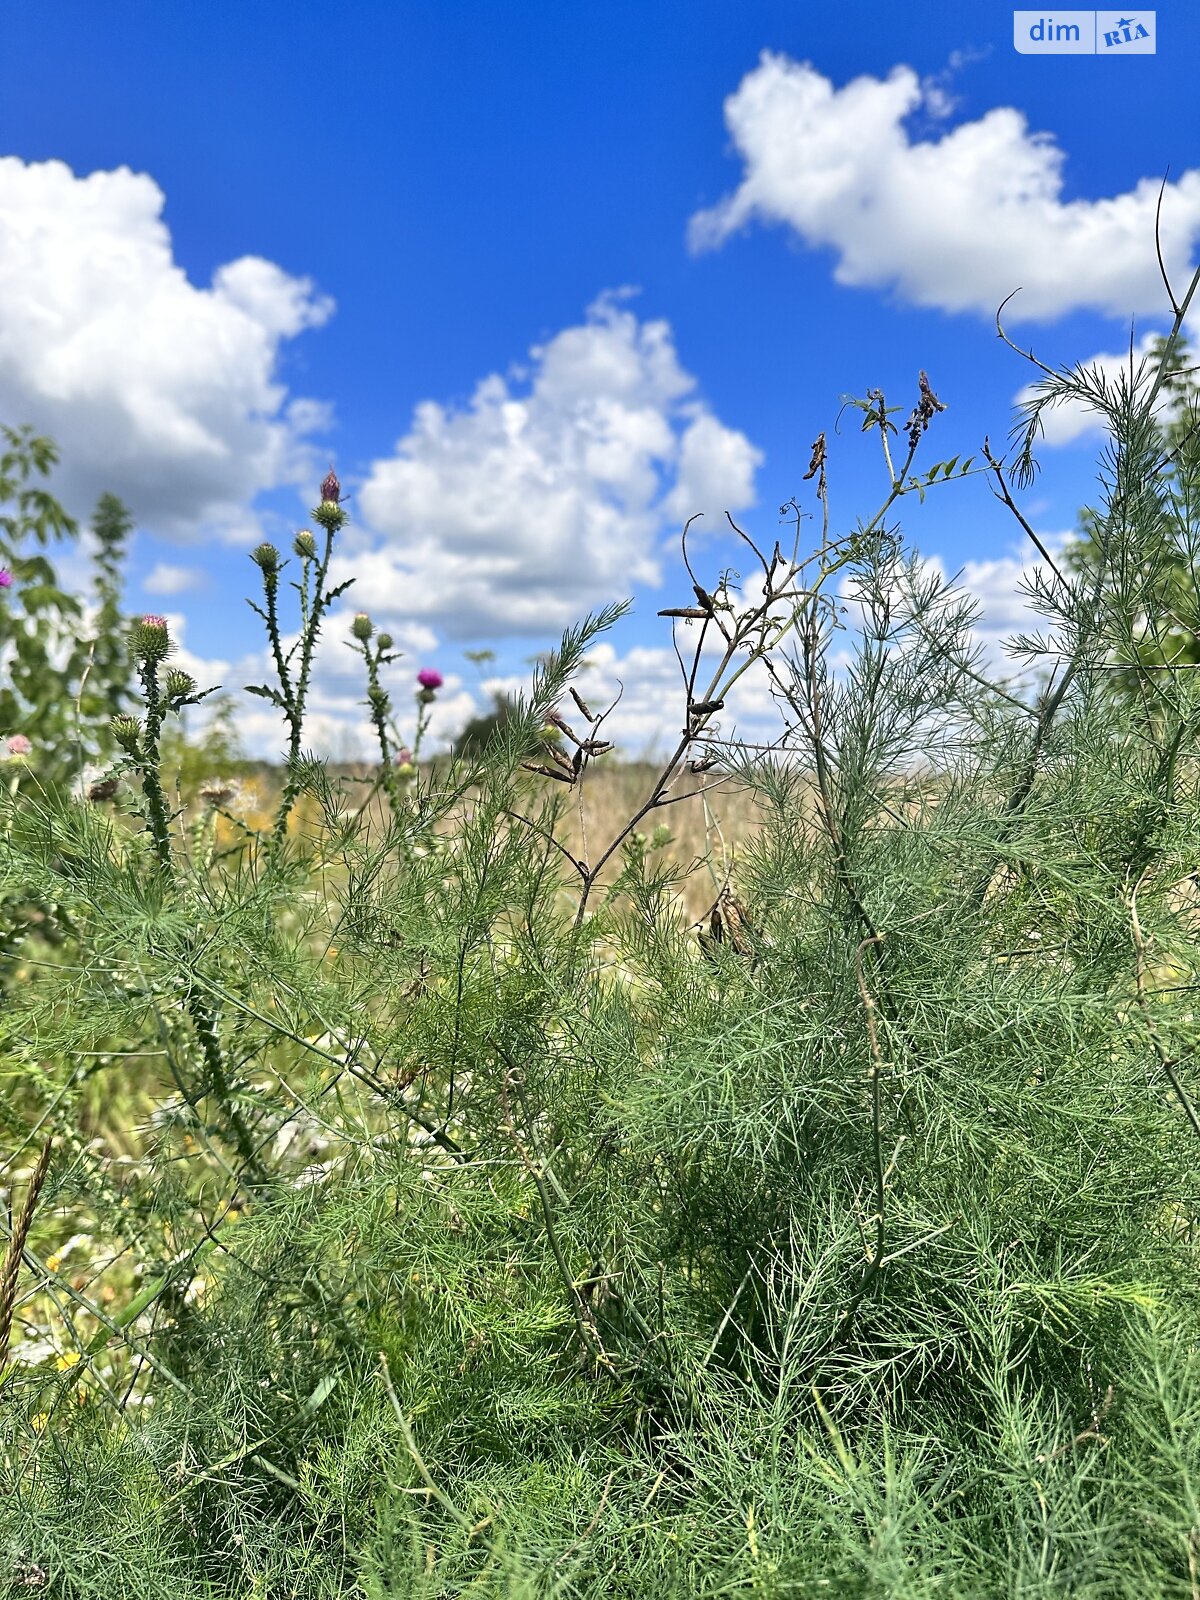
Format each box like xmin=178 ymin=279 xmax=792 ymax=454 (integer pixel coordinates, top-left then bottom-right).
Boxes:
xmin=246 ymin=466 xmax=355 ymax=863
xmin=347 ymin=616 xmax=445 ymax=819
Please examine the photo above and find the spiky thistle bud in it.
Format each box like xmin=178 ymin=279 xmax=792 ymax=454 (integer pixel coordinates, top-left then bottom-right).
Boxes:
xmin=367 ymin=684 xmax=390 ymax=712
xmin=320 ymin=466 xmax=341 ymax=504
xmin=251 ymin=542 xmax=280 ymax=575
xmin=377 ymin=632 xmax=394 ymax=652
xmin=313 ymin=500 xmax=347 ymax=533
xmin=164 ymin=668 xmax=196 ymax=700
xmin=293 ymin=529 xmax=317 ymax=560
xmin=110 ymin=714 xmax=142 ymax=753
xmin=130 ymin=615 xmax=170 ymax=663
xmin=351 ymin=612 xmax=374 ymax=641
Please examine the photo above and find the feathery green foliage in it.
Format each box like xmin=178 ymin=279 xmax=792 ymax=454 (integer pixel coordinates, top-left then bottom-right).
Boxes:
xmin=1047 ymin=327 xmax=1200 ymax=699
xmin=4 ymin=273 xmax=1200 ymax=1598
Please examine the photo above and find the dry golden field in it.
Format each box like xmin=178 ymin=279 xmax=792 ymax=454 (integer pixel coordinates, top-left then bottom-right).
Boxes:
xmin=193 ymin=759 xmax=771 ymax=925
xmin=537 ymin=760 xmax=770 ymax=920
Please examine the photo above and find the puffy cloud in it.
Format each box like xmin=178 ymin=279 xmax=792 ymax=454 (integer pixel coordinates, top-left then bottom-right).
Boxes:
xmin=341 ymin=293 xmax=762 ymax=638
xmin=143 ymin=562 xmax=206 ymax=596
xmin=0 ymin=157 xmax=333 ymax=535
xmin=665 ymin=412 xmax=763 ymax=527
xmin=689 ymin=53 xmax=1200 ymax=321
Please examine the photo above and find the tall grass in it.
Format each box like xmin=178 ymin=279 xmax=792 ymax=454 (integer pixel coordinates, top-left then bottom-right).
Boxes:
xmin=3 ymin=290 xmax=1200 ymax=1597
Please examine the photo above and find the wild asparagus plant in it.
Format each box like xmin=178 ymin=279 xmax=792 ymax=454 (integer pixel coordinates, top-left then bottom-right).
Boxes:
xmin=5 ymin=271 xmax=1200 ymax=1598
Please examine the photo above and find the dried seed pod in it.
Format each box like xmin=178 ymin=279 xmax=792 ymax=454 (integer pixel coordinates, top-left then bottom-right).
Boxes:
xmin=546 ymin=709 xmax=582 ymax=745
xmin=904 ymin=370 xmax=946 ymax=450
xmin=699 ymin=887 xmax=755 ymax=960
xmin=521 ymin=761 xmax=575 ymax=784
xmin=569 ymin=687 xmax=594 ymax=721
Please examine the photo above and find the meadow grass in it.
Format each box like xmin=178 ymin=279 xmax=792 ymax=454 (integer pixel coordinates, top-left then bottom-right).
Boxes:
xmin=3 ymin=326 xmax=1200 ymax=1597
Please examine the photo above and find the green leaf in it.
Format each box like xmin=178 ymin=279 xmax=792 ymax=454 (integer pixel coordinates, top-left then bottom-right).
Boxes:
xmin=305 ymin=1372 xmax=340 ymax=1413
xmin=245 ymin=683 xmax=288 ymax=709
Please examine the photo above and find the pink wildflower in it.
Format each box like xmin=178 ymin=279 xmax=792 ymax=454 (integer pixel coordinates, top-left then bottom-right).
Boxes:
xmin=0 ymin=570 xmax=11 ymax=589
xmin=7 ymin=734 xmax=31 ymax=757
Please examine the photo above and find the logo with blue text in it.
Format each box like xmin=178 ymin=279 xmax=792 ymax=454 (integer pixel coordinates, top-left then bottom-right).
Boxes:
xmin=1013 ymin=11 xmax=1155 ymax=53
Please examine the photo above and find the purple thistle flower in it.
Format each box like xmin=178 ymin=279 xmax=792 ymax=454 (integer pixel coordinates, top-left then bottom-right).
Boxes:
xmin=417 ymin=668 xmax=443 ymax=690
xmin=0 ymin=569 xmax=11 ymax=589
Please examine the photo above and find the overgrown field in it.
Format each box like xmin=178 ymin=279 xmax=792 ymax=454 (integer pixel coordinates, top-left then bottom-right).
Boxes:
xmin=3 ymin=319 xmax=1200 ymax=1598
xmin=206 ymin=760 xmax=770 ymax=924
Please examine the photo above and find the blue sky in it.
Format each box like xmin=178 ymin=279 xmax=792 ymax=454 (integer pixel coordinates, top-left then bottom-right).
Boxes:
xmin=1 ymin=1 xmax=1196 ymax=757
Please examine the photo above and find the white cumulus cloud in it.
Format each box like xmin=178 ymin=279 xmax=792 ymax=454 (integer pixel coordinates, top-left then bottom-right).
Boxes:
xmin=0 ymin=157 xmax=334 ymax=536
xmin=689 ymin=53 xmax=1200 ymax=321
xmin=143 ymin=562 xmax=206 ymax=597
xmin=340 ymin=292 xmax=763 ymax=639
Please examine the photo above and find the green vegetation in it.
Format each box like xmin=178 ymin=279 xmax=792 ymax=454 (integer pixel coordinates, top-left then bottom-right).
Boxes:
xmin=1056 ymin=332 xmax=1199 ymax=696
xmin=3 ymin=283 xmax=1200 ymax=1597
